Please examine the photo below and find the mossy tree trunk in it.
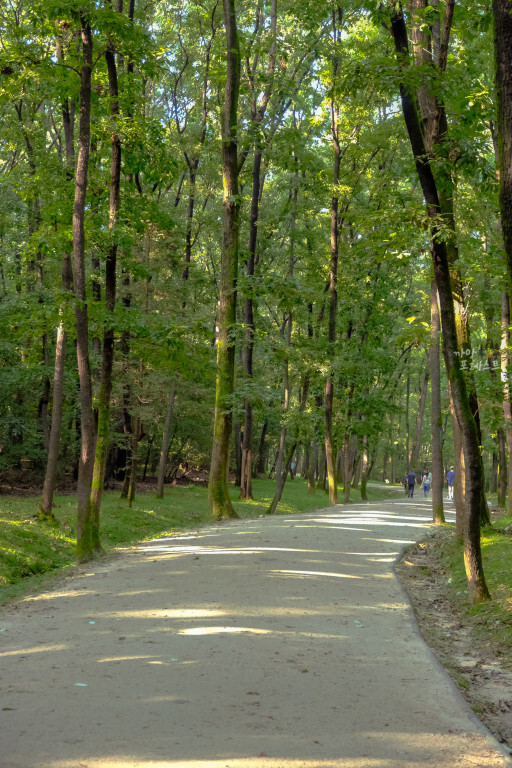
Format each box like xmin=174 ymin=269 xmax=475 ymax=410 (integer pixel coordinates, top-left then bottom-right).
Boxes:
xmin=89 ymin=35 xmax=121 ymax=552
xmin=208 ymin=0 xmax=241 ymax=520
xmin=430 ymin=281 xmax=445 ymax=524
xmin=501 ymin=291 xmax=512 ymax=515
xmin=324 ymin=8 xmax=342 ymax=507
xmin=73 ymin=18 xmax=96 ymax=562
xmin=240 ymin=149 xmax=262 ymax=501
xmin=494 ymin=0 xmax=512 ymax=303
xmin=390 ymin=7 xmax=490 ymax=604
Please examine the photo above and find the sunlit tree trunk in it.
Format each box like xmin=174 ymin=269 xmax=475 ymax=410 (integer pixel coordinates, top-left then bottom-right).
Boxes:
xmin=208 ymin=0 xmax=241 ymax=520
xmin=430 ymin=281 xmax=444 ymax=523
xmin=390 ymin=7 xmax=490 ymax=604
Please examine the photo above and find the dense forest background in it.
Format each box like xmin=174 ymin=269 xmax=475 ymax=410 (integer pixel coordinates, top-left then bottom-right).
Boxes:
xmin=0 ymin=0 xmax=510 ymax=594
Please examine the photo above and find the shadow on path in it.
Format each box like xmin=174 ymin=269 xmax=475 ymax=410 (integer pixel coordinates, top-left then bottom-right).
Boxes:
xmin=1 ymin=497 xmax=510 ymax=768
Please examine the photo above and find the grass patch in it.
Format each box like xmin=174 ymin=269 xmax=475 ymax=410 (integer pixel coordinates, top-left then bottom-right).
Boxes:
xmin=437 ymin=514 xmax=512 ymax=658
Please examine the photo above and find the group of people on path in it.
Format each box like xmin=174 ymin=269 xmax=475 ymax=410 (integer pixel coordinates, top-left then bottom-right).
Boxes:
xmin=404 ymin=467 xmax=455 ymax=499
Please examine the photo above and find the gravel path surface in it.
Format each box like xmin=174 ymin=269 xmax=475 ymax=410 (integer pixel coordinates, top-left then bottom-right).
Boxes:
xmin=1 ymin=496 xmax=511 ymax=768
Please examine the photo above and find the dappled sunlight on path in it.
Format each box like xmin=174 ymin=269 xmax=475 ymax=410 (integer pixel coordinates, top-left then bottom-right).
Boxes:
xmin=1 ymin=497 xmax=508 ymax=768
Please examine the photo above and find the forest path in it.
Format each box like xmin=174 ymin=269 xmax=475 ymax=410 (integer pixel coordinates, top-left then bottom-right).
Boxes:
xmin=2 ymin=496 xmax=511 ymax=768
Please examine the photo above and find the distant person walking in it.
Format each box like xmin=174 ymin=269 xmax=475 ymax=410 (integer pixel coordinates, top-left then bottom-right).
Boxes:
xmin=406 ymin=470 xmax=417 ymax=498
xmin=446 ymin=466 xmax=455 ymax=500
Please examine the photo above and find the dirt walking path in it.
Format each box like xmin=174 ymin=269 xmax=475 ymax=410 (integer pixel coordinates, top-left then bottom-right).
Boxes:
xmin=1 ymin=496 xmax=511 ymax=768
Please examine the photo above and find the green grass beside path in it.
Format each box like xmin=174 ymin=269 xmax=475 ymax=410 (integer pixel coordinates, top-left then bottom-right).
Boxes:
xmin=0 ymin=479 xmax=401 ymax=606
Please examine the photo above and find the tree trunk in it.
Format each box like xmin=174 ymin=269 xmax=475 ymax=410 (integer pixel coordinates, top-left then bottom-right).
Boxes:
xmin=156 ymin=386 xmax=177 ymax=498
xmin=208 ymin=0 xmax=241 ymax=520
xmin=493 ymin=0 xmax=512 ymax=306
xmin=89 ymin=37 xmax=121 ymax=551
xmin=308 ymin=439 xmax=318 ymax=493
xmin=127 ymin=416 xmax=141 ymax=508
xmin=256 ymin=418 xmax=268 ymax=475
xmin=360 ymin=435 xmax=369 ymax=502
xmin=408 ymin=364 xmax=430 ymax=473
xmin=240 ymin=149 xmax=262 ymax=500
xmin=73 ymin=18 xmax=96 ymax=562
xmin=498 ymin=428 xmax=507 ymax=509
xmin=405 ymin=373 xmax=410 ymax=469
xmin=390 ymin=8 xmax=490 ymax=603
xmin=39 ymin=255 xmax=73 ymax=520
xmin=430 ymin=281 xmax=445 ymax=524
xmin=325 ymin=14 xmax=341 ymax=506
xmin=501 ymin=290 xmax=512 ymax=515
xmin=39 ymin=72 xmax=75 ymax=520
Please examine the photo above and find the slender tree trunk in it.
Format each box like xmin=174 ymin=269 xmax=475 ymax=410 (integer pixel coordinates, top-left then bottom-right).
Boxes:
xmin=39 ymin=74 xmax=75 ymax=520
xmin=325 ymin=13 xmax=341 ymax=505
xmin=390 ymin=8 xmax=490 ymax=603
xmin=501 ymin=291 xmax=512 ymax=515
xmin=273 ymin=315 xmax=291 ymax=500
xmin=39 ymin=256 xmax=73 ymax=520
xmin=89 ymin=36 xmax=121 ymax=551
xmin=343 ymin=433 xmax=351 ymax=503
xmin=498 ymin=428 xmax=507 ymax=509
xmin=430 ymin=281 xmax=444 ymax=523
xmin=308 ymin=439 xmax=318 ymax=493
xmin=240 ymin=149 xmax=262 ymax=500
xmin=360 ymin=435 xmax=369 ymax=501
xmin=208 ymin=0 xmax=241 ymax=520
xmin=73 ymin=18 xmax=96 ymax=562
xmin=127 ymin=416 xmax=141 ymax=507
xmin=408 ymin=364 xmax=430 ymax=472
xmin=405 ymin=373 xmax=410 ymax=469
xmin=256 ymin=418 xmax=268 ymax=475
xmin=493 ymin=0 xmax=512 ymax=306
xmin=156 ymin=386 xmax=177 ymax=498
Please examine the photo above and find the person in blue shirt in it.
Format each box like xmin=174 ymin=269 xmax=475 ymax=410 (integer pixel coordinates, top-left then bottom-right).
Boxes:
xmin=406 ymin=470 xmax=417 ymax=498
xmin=446 ymin=466 xmax=455 ymax=499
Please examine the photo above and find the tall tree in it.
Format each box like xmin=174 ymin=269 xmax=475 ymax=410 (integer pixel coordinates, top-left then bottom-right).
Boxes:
xmin=73 ymin=15 xmax=97 ymax=561
xmin=208 ymin=0 xmax=241 ymax=519
xmin=388 ymin=3 xmax=490 ymax=604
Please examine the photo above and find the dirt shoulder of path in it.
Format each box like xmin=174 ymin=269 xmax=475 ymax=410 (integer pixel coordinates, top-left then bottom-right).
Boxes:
xmin=395 ymin=525 xmax=512 ymax=756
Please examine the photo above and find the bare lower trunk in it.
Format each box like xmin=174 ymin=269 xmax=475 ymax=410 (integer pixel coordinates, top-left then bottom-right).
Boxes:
xmin=240 ymin=149 xmax=263 ymax=501
xmin=39 ymin=305 xmax=68 ymax=519
xmin=156 ymin=386 xmax=177 ymax=498
xmin=343 ymin=433 xmax=351 ymax=504
xmin=408 ymin=364 xmax=430 ymax=471
xmin=308 ymin=439 xmax=318 ymax=493
xmin=73 ymin=19 xmax=96 ymax=562
xmin=360 ymin=436 xmax=369 ymax=501
xmin=256 ymin=418 xmax=268 ymax=475
xmin=430 ymin=281 xmax=444 ymax=523
xmin=501 ymin=291 xmax=512 ymax=515
xmin=127 ymin=416 xmax=141 ymax=508
xmin=89 ymin=39 xmax=121 ymax=551
xmin=498 ymin=428 xmax=507 ymax=508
